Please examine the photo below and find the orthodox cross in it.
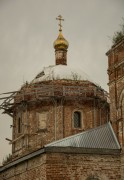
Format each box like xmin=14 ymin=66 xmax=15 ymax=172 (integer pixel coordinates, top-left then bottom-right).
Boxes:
xmin=56 ymin=15 xmax=64 ymax=32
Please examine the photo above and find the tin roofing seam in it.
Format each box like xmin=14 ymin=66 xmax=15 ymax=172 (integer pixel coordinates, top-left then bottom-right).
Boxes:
xmin=45 ymin=122 xmax=120 ymax=150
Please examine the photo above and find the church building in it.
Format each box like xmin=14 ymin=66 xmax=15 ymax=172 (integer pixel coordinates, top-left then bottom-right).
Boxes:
xmin=0 ymin=15 xmax=124 ymax=180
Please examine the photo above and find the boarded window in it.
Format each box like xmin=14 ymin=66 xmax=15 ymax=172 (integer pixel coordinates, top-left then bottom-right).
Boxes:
xmin=37 ymin=112 xmax=48 ymax=129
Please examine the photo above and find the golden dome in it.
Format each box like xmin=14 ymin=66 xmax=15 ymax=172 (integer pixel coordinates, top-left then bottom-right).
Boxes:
xmin=53 ymin=31 xmax=69 ymax=50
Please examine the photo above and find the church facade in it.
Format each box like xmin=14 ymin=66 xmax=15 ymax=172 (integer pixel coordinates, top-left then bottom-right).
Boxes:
xmin=0 ymin=16 xmax=124 ymax=180
xmin=106 ymin=39 xmax=124 ymax=147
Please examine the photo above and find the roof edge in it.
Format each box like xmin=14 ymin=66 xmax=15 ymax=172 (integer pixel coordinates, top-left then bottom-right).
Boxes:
xmin=106 ymin=38 xmax=124 ymax=56
xmin=0 ymin=148 xmax=45 ymax=172
xmin=108 ymin=121 xmax=121 ymax=149
xmin=45 ymin=146 xmax=121 ymax=155
xmin=0 ymin=146 xmax=120 ymax=173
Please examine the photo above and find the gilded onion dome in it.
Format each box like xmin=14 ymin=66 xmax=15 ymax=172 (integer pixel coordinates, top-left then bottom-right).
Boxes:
xmin=53 ymin=31 xmax=69 ymax=50
xmin=53 ymin=15 xmax=69 ymax=50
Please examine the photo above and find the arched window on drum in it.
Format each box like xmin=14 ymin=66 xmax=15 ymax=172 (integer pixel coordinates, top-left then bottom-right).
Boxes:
xmin=73 ymin=111 xmax=82 ymax=128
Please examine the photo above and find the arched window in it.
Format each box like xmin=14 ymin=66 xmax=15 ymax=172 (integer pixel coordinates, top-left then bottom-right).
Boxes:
xmin=118 ymin=89 xmax=124 ymax=145
xmin=73 ymin=111 xmax=81 ymax=128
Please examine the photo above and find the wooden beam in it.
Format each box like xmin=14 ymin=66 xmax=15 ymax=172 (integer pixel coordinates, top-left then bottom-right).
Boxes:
xmin=0 ymin=91 xmax=18 ymax=95
xmin=5 ymin=138 xmax=12 ymax=142
xmin=0 ymin=96 xmax=12 ymax=100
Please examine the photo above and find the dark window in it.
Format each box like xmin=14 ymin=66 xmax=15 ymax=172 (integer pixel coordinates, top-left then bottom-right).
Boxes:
xmin=18 ymin=117 xmax=22 ymax=133
xmin=74 ymin=111 xmax=81 ymax=128
xmin=86 ymin=176 xmax=99 ymax=180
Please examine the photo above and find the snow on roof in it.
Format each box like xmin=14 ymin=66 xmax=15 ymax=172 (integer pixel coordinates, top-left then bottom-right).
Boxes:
xmin=31 ymin=65 xmax=93 ymax=83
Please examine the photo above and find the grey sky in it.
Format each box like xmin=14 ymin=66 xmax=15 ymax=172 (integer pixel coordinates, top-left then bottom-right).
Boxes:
xmin=0 ymin=0 xmax=124 ymax=163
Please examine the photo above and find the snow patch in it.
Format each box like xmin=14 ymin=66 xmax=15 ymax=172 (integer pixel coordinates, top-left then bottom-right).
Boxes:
xmin=31 ymin=65 xmax=93 ymax=83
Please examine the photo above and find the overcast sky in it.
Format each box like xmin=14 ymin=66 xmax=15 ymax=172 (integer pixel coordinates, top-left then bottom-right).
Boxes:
xmin=0 ymin=0 xmax=124 ymax=163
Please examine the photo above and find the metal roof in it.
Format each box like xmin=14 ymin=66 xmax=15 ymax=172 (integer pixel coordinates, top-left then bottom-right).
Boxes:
xmin=0 ymin=123 xmax=120 ymax=172
xmin=45 ymin=122 xmax=120 ymax=150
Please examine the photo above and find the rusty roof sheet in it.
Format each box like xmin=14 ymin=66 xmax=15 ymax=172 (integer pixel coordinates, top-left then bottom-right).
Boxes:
xmin=45 ymin=122 xmax=120 ymax=150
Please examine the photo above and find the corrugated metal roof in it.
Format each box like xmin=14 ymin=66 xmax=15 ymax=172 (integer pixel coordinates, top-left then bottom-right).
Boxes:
xmin=45 ymin=122 xmax=120 ymax=149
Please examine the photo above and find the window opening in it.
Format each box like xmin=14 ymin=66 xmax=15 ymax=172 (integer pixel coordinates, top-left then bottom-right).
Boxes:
xmin=86 ymin=176 xmax=99 ymax=180
xmin=74 ymin=111 xmax=81 ymax=128
xmin=18 ymin=117 xmax=22 ymax=133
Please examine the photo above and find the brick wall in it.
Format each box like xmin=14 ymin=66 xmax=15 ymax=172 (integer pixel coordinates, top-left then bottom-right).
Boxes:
xmin=0 ymin=148 xmax=121 ymax=180
xmin=11 ymin=80 xmax=109 ymax=159
xmin=46 ymin=152 xmax=121 ymax=180
xmin=0 ymin=154 xmax=46 ymax=180
xmin=106 ymin=39 xmax=124 ymax=145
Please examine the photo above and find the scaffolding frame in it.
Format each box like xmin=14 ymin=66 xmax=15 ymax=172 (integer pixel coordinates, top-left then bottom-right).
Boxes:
xmin=0 ymin=84 xmax=110 ymax=156
xmin=0 ymin=84 xmax=109 ymax=117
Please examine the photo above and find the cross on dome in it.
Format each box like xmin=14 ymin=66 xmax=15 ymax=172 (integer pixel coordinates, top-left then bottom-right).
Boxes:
xmin=56 ymin=15 xmax=64 ymax=32
xmin=54 ymin=15 xmax=69 ymax=51
xmin=54 ymin=15 xmax=69 ymax=65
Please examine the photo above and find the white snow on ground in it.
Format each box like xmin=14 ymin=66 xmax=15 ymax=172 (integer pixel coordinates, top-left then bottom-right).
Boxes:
xmin=31 ymin=65 xmax=93 ymax=83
